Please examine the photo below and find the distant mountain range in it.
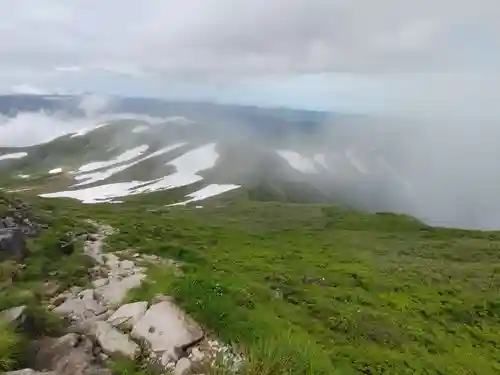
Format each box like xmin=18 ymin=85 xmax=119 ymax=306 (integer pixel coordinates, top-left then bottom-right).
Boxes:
xmin=5 ymin=93 xmax=486 ymax=229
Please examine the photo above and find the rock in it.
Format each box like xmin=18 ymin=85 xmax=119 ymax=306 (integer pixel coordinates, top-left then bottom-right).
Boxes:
xmin=190 ymin=347 xmax=205 ymax=363
xmin=107 ymin=301 xmax=148 ymax=330
xmin=42 ymin=281 xmax=59 ymax=297
xmin=58 ymin=239 xmax=76 ymax=255
xmin=131 ymin=301 xmax=204 ymax=362
xmin=33 ymin=333 xmax=111 ymax=375
xmin=174 ymin=358 xmax=192 ymax=375
xmin=120 ymin=259 xmax=135 ymax=270
xmin=94 ymin=272 xmax=145 ymax=307
xmin=4 ymin=370 xmax=56 ymax=375
xmin=104 ymin=253 xmax=120 ymax=268
xmin=89 ymin=321 xmax=140 ymax=360
xmin=92 ymin=278 xmax=109 ymax=289
xmin=54 ymin=289 xmax=106 ymax=321
xmin=1 ymin=305 xmax=27 ymax=326
xmin=84 ymin=239 xmax=104 ymax=264
xmin=87 ymin=233 xmax=100 ymax=242
xmin=0 ymin=227 xmax=30 ymax=260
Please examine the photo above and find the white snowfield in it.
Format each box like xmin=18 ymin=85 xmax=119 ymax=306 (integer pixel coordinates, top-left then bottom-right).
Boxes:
xmin=0 ymin=152 xmax=28 ymax=161
xmin=49 ymin=168 xmax=63 ymax=174
xmin=78 ymin=145 xmax=149 ymax=173
xmin=40 ymin=143 xmax=241 ymax=204
xmin=277 ymin=150 xmax=317 ymax=173
xmin=169 ymin=184 xmax=241 ymax=206
xmin=74 ymin=143 xmax=183 ymax=187
xmin=71 ymin=122 xmax=109 ymax=138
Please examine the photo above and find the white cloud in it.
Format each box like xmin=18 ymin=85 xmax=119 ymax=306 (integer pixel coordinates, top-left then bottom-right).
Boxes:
xmin=10 ymin=84 xmax=48 ymax=95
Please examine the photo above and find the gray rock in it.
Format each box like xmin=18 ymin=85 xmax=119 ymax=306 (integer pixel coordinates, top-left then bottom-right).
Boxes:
xmin=131 ymin=301 xmax=204 ymax=362
xmin=89 ymin=321 xmax=140 ymax=359
xmin=54 ymin=289 xmax=106 ymax=321
xmin=0 ymin=227 xmax=30 ymax=259
xmin=94 ymin=272 xmax=145 ymax=307
xmin=107 ymin=301 xmax=148 ymax=330
xmin=91 ymin=278 xmax=109 ymax=289
xmin=33 ymin=333 xmax=111 ymax=375
xmin=174 ymin=358 xmax=192 ymax=375
xmin=4 ymin=370 xmax=56 ymax=375
xmin=1 ymin=305 xmax=27 ymax=326
xmin=84 ymin=240 xmax=104 ymax=264
xmin=190 ymin=347 xmax=205 ymax=363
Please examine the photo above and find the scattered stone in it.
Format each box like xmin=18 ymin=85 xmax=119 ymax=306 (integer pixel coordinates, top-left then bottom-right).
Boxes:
xmin=94 ymin=272 xmax=146 ymax=307
xmin=174 ymin=358 xmax=192 ymax=375
xmin=131 ymin=301 xmax=204 ymax=362
xmin=1 ymin=305 xmax=27 ymax=326
xmin=92 ymin=278 xmax=109 ymax=289
xmin=42 ymin=281 xmax=59 ymax=297
xmin=54 ymin=289 xmax=107 ymax=321
xmin=0 ymin=227 xmax=30 ymax=260
xmin=87 ymin=233 xmax=100 ymax=242
xmin=190 ymin=347 xmax=205 ymax=363
xmin=107 ymin=301 xmax=148 ymax=330
xmin=4 ymin=370 xmax=56 ymax=375
xmin=33 ymin=333 xmax=111 ymax=375
xmin=120 ymin=259 xmax=135 ymax=270
xmin=89 ymin=321 xmax=140 ymax=360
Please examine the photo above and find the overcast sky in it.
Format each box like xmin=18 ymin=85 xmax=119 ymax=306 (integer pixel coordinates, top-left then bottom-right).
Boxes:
xmin=1 ymin=0 xmax=499 ymax=113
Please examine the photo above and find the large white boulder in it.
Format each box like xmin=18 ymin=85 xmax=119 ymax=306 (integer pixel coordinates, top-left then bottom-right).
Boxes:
xmin=54 ymin=289 xmax=106 ymax=321
xmin=131 ymin=300 xmax=204 ymax=362
xmin=89 ymin=321 xmax=140 ymax=359
xmin=94 ymin=272 xmax=145 ymax=307
xmin=107 ymin=301 xmax=148 ymax=330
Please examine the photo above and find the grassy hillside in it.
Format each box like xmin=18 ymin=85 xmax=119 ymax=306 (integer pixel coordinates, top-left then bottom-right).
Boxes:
xmin=64 ymin=196 xmax=500 ymax=375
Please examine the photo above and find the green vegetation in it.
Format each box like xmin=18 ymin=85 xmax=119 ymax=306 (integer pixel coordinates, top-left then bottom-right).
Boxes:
xmin=2 ymin=191 xmax=500 ymax=374
xmin=92 ymin=200 xmax=500 ymax=375
xmin=0 ymin=319 xmax=22 ymax=371
xmin=0 ymin=193 xmax=95 ymax=370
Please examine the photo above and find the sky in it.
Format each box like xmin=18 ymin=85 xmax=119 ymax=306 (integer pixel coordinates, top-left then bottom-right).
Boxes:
xmin=1 ymin=0 xmax=499 ymax=113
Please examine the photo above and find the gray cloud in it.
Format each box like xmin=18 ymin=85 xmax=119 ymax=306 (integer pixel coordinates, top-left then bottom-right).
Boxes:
xmin=0 ymin=0 xmax=497 ymax=79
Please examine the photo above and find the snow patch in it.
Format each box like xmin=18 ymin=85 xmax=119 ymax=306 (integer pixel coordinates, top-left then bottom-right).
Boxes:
xmin=40 ymin=181 xmax=145 ymax=204
xmin=74 ymin=143 xmax=183 ymax=187
xmin=78 ymin=145 xmax=149 ymax=173
xmin=41 ymin=143 xmax=221 ymax=204
xmin=49 ymin=168 xmax=63 ymax=174
xmin=18 ymin=174 xmax=31 ymax=179
xmin=169 ymin=184 xmax=240 ymax=206
xmin=0 ymin=152 xmax=28 ymax=161
xmin=277 ymin=150 xmax=316 ymax=173
xmin=70 ymin=122 xmax=109 ymax=138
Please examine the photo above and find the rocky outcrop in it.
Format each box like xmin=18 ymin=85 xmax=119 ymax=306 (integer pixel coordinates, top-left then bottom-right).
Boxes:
xmin=1 ymin=304 xmax=27 ymax=326
xmin=131 ymin=300 xmax=204 ymax=363
xmin=88 ymin=321 xmax=140 ymax=359
xmin=107 ymin=301 xmax=147 ymax=330
xmin=32 ymin=333 xmax=111 ymax=375
xmin=3 ymin=220 xmax=243 ymax=375
xmin=0 ymin=195 xmax=44 ymax=260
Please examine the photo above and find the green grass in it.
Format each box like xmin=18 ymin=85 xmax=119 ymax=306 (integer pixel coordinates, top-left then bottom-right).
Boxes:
xmin=0 ymin=193 xmax=97 ymax=370
xmin=91 ymin=200 xmax=500 ymax=375
xmin=0 ymin=319 xmax=22 ymax=371
xmin=3 ymin=192 xmax=500 ymax=374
